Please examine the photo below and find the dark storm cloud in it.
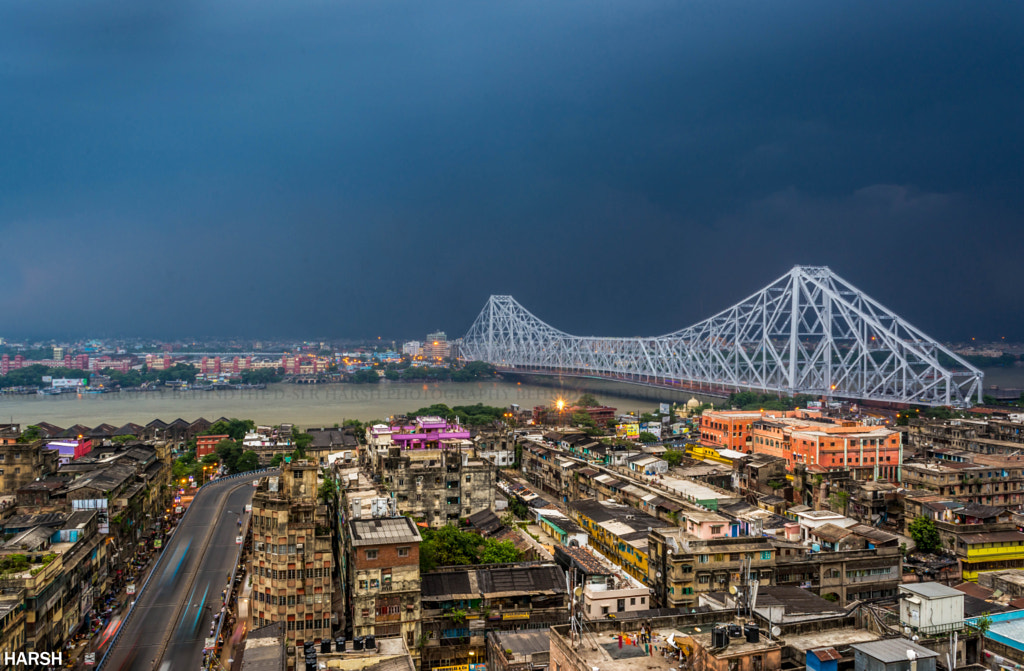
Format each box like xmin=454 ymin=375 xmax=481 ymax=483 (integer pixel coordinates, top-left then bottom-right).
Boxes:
xmin=0 ymin=0 xmax=1022 ymax=340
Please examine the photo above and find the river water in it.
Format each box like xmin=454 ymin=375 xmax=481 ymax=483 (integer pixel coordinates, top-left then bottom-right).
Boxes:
xmin=0 ymin=379 xmax=683 ymax=427
xmin=2 ymin=366 xmax=1019 ymax=428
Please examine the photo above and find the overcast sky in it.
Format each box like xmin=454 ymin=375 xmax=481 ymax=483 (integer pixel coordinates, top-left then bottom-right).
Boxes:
xmin=1 ymin=0 xmax=1022 ymax=341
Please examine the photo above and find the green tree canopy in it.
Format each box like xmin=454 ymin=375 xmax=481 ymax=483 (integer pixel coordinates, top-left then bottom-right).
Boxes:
xmin=638 ymin=431 xmax=659 ymax=443
xmin=663 ymin=449 xmax=684 ymax=467
xmin=420 ymin=526 xmax=523 ymax=572
xmin=908 ymin=516 xmax=942 ymax=553
xmin=576 ymin=394 xmax=600 ymax=407
xmin=236 ymin=450 xmax=260 ymax=473
xmin=207 ymin=418 xmax=255 ymax=441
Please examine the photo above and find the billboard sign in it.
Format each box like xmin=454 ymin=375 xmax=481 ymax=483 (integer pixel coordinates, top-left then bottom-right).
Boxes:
xmin=641 ymin=423 xmax=663 ymax=439
xmin=615 ymin=423 xmax=640 ymax=440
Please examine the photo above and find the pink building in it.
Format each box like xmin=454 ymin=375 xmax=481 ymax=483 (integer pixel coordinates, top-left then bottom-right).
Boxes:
xmin=679 ymin=511 xmax=733 ymax=540
xmin=389 ymin=416 xmax=471 ymax=449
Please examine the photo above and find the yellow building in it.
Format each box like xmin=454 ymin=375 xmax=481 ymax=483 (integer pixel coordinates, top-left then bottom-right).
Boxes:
xmin=958 ymin=531 xmax=1024 ymax=581
xmin=568 ymin=499 xmax=667 ymax=583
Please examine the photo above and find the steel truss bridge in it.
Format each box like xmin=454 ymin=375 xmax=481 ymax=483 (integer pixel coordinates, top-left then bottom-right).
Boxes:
xmin=461 ymin=266 xmax=983 ymax=407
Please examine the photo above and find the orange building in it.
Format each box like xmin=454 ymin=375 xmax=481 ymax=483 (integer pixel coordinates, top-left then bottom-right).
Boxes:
xmin=700 ymin=409 xmax=818 ymax=453
xmin=751 ymin=417 xmax=901 ymax=480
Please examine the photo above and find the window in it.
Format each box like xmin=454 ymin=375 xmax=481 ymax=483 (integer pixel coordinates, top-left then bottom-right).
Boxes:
xmin=760 ymin=551 xmax=771 ymax=560
xmin=466 ymin=475 xmax=472 ymax=482
xmin=398 ymin=547 xmax=410 ymax=558
xmin=698 ymin=555 xmax=709 ymax=564
xmin=366 ymin=549 xmax=378 ymax=560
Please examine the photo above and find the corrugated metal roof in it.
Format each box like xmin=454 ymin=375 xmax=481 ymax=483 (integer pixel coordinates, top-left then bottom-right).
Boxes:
xmin=851 ymin=639 xmax=938 ymax=663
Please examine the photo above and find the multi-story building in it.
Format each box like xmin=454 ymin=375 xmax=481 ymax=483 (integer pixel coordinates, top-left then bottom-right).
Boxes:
xmin=569 ymin=500 xmax=667 ymax=583
xmin=903 ymin=448 xmax=1024 ymax=506
xmin=346 ymin=517 xmax=422 ymax=656
xmin=0 ymin=589 xmax=26 ymax=663
xmin=373 ymin=441 xmax=494 ymax=528
xmin=421 ymin=332 xmax=450 ymax=360
xmin=648 ymin=528 xmax=776 ymax=609
xmin=700 ymin=409 xmax=824 ymax=453
xmin=0 ymin=440 xmax=60 ymax=495
xmin=956 ymin=530 xmax=1024 ymax=582
xmin=908 ymin=417 xmax=1024 ymax=455
xmin=773 ymin=524 xmax=902 ymax=604
xmin=0 ymin=510 xmax=104 ymax=651
xmin=473 ymin=430 xmax=516 ymax=468
xmin=751 ymin=416 xmax=901 ymax=479
xmin=196 ymin=434 xmax=229 ymax=459
xmin=419 ymin=563 xmax=567 ymax=671
xmin=249 ymin=462 xmax=334 ymax=670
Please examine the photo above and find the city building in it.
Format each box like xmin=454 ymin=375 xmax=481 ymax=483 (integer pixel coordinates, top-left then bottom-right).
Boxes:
xmin=700 ymin=409 xmax=815 ymax=453
xmin=372 ymin=439 xmax=495 ymax=528
xmin=196 ymin=434 xmax=230 ymax=459
xmin=346 ymin=516 xmax=422 ymax=655
xmin=751 ymin=416 xmax=902 ymax=479
xmin=569 ymin=499 xmax=667 ymax=583
xmin=249 ymin=462 xmax=334 ymax=669
xmin=0 ymin=440 xmax=60 ymax=495
xmin=0 ymin=589 xmax=26 ymax=663
xmin=850 ymin=640 xmax=938 ymax=671
xmin=421 ymin=332 xmax=450 ymax=360
xmin=485 ymin=630 xmax=549 ymax=671
xmin=419 ymin=563 xmax=567 ymax=671
xmin=899 ymin=583 xmax=964 ymax=635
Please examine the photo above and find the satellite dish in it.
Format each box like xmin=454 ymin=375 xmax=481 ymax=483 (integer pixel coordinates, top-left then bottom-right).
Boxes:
xmin=907 ymin=649 xmax=917 ymax=660
xmin=656 ymin=571 xmax=662 ymax=578
xmin=729 ymin=585 xmax=738 ymax=595
xmin=771 ymin=626 xmax=781 ymax=638
xmin=574 ymin=586 xmax=583 ymax=597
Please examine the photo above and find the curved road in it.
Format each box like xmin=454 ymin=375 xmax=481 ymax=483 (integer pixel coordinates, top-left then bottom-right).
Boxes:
xmin=101 ymin=471 xmax=273 ymax=671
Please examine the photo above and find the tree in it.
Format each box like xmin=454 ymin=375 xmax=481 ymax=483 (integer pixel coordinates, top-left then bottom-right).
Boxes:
xmin=638 ymin=431 xmax=658 ymax=443
xmin=908 ymin=516 xmax=942 ymax=554
xmin=208 ymin=418 xmax=255 ymax=441
xmin=16 ymin=425 xmax=42 ymax=443
xmin=571 ymin=411 xmax=596 ymax=429
xmin=829 ymin=490 xmax=850 ymax=515
xmin=480 ymin=539 xmax=522 ymax=565
xmin=576 ymin=394 xmax=600 ymax=407
xmin=216 ymin=439 xmax=243 ymax=473
xmin=293 ymin=432 xmax=314 ymax=451
xmin=236 ymin=450 xmax=260 ymax=473
xmin=663 ymin=449 xmax=684 ymax=467
xmin=349 ymin=369 xmax=380 ymax=384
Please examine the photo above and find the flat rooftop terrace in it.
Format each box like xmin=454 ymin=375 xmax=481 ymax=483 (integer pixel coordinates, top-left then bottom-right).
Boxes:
xmin=571 ymin=627 xmax=690 ymax=671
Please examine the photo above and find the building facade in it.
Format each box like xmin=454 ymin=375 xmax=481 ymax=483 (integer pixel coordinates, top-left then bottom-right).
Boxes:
xmin=249 ymin=462 xmax=334 ymax=670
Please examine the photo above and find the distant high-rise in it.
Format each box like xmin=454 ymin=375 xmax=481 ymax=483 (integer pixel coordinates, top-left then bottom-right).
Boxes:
xmin=421 ymin=331 xmax=450 ymax=360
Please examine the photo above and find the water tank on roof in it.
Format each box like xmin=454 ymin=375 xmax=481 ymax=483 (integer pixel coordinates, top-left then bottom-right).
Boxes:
xmin=365 ymin=635 xmax=376 ymax=649
xmin=744 ymin=624 xmax=759 ymax=644
xmin=353 ymin=637 xmax=364 ymax=651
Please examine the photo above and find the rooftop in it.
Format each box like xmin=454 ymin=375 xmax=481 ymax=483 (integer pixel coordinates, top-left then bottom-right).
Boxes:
xmin=564 ymin=627 xmax=693 ymax=671
xmin=490 ymin=630 xmax=550 ymax=658
xmin=349 ymin=517 xmax=422 ymax=547
xmin=851 ymin=638 xmax=939 ymax=664
xmin=901 ymin=582 xmax=964 ymax=599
